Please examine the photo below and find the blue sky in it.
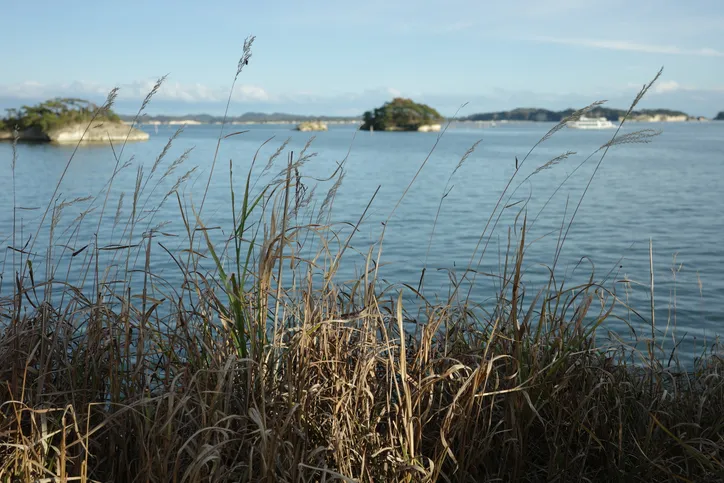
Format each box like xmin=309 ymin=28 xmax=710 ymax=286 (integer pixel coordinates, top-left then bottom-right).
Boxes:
xmin=1 ymin=0 xmax=723 ymax=116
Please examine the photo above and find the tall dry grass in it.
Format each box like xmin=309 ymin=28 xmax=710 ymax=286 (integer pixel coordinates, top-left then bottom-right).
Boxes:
xmin=1 ymin=42 xmax=723 ymax=482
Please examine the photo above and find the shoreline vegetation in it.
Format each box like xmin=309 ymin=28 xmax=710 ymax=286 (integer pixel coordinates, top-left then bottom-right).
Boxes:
xmin=360 ymin=98 xmax=444 ymax=131
xmin=114 ymin=106 xmax=721 ymax=127
xmin=0 ymin=98 xmax=148 ymax=143
xmin=2 ymin=43 xmax=724 ymax=482
xmin=462 ymin=106 xmax=703 ymax=123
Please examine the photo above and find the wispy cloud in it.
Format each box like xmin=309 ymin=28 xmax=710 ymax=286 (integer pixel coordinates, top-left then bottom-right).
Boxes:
xmin=2 ymin=78 xmax=722 ymax=118
xmin=626 ymin=80 xmax=724 ymax=96
xmin=0 ymin=81 xmax=410 ymax=116
xmin=532 ymin=36 xmax=724 ymax=57
xmin=652 ymin=80 xmax=681 ymax=94
xmin=0 ymin=79 xmax=271 ymax=103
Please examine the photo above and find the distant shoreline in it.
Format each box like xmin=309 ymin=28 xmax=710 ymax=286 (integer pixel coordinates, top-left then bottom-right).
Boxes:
xmin=124 ymin=118 xmax=712 ymax=127
xmin=127 ymin=119 xmax=363 ymax=126
xmin=120 ymin=106 xmax=717 ymax=126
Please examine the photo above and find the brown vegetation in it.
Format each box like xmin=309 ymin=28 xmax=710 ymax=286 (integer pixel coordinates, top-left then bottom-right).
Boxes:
xmin=1 ymin=43 xmax=722 ymax=482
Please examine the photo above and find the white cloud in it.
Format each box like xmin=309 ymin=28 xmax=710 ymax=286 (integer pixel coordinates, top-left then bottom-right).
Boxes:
xmin=533 ymin=36 xmax=724 ymax=57
xmin=0 ymin=79 xmax=271 ymax=104
xmin=627 ymin=80 xmax=724 ymax=96
xmin=653 ymin=80 xmax=681 ymax=94
xmin=232 ymin=85 xmax=270 ymax=102
xmin=386 ymin=87 xmax=402 ymax=97
xmin=3 ymin=78 xmax=723 ymax=118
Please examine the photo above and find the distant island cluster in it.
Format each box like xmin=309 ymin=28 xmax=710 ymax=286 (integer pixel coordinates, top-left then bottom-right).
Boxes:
xmin=123 ymin=104 xmax=722 ymax=128
xmin=2 ymin=98 xmax=723 ymax=142
xmin=462 ymin=107 xmax=712 ymax=123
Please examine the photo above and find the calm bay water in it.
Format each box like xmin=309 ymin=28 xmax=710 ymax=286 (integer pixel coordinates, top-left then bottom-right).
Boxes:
xmin=1 ymin=121 xmax=722 ymax=359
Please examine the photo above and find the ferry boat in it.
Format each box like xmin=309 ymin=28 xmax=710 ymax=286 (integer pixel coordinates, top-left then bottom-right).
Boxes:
xmin=568 ymin=116 xmax=615 ymax=129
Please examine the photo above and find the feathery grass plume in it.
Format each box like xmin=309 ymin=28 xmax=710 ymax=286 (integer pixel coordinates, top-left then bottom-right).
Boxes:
xmin=69 ymin=207 xmax=96 ymax=227
xmin=294 ymin=186 xmax=316 ymax=217
xmin=23 ymin=86 xmax=124 ymax=272
xmin=9 ymin=131 xmax=18 ymax=288
xmin=148 ymin=221 xmax=171 ymax=234
xmin=51 ymin=196 xmax=93 ymax=230
xmin=317 ymin=168 xmax=345 ymax=223
xmin=275 ymin=137 xmax=317 ymax=182
xmin=132 ymin=166 xmax=144 ymax=217
xmin=540 ymin=100 xmax=606 ymax=144
xmin=293 ymin=166 xmax=305 ymax=212
xmin=532 ymin=150 xmax=576 ymax=175
xmin=264 ymin=137 xmax=291 ymax=174
xmin=161 ymin=147 xmax=194 ymax=181
xmin=151 ymin=127 xmax=185 ymax=176
xmin=98 ymin=87 xmax=120 ymax=116
xmin=452 ymin=139 xmax=481 ymax=178
xmin=423 ymin=140 xmax=482 ymax=276
xmin=114 ymin=192 xmax=126 ymax=228
xmin=625 ymin=67 xmax=664 ymax=120
xmin=292 ymin=165 xmax=317 ymax=217
xmin=298 ymin=135 xmax=315 ymax=161
xmin=602 ymin=128 xmax=661 ymax=148
xmin=140 ymin=75 xmax=167 ymax=114
xmin=236 ymin=36 xmax=256 ymax=78
xmin=57 ymin=196 xmax=93 ymax=212
xmin=197 ymin=35 xmax=255 ymax=224
xmin=119 ymin=157 xmax=134 ymax=173
xmin=474 ymin=99 xmax=603 ymax=258
xmin=164 ymin=166 xmax=199 ymax=200
xmin=552 ymin=68 xmax=664 ymax=272
xmin=11 ymin=129 xmax=18 ymax=172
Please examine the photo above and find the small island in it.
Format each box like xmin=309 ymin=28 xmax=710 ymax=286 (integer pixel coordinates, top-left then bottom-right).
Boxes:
xmin=296 ymin=121 xmax=328 ymax=132
xmin=360 ymin=98 xmax=443 ymax=132
xmin=715 ymin=112 xmax=724 ymax=121
xmin=0 ymin=98 xmax=149 ymax=143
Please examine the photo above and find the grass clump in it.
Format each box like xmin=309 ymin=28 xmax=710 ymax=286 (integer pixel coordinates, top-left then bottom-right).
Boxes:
xmin=1 ymin=50 xmax=723 ymax=482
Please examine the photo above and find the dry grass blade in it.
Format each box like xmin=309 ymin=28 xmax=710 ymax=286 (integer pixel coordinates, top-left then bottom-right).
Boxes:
xmin=541 ymin=100 xmax=606 ymax=144
xmin=264 ymin=137 xmax=291 ymax=173
xmin=532 ymin=150 xmax=576 ymax=175
xmin=236 ymin=36 xmax=256 ymax=78
xmin=317 ymin=168 xmax=345 ymax=223
xmin=99 ymin=87 xmax=120 ymax=116
xmin=151 ymin=126 xmax=185 ymax=176
xmin=161 ymin=147 xmax=194 ymax=181
xmin=114 ymin=192 xmax=125 ymax=227
xmin=140 ymin=75 xmax=168 ymax=113
xmin=602 ymin=128 xmax=662 ymax=148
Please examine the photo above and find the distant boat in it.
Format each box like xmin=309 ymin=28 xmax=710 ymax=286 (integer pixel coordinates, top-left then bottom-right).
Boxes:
xmin=568 ymin=116 xmax=615 ymax=130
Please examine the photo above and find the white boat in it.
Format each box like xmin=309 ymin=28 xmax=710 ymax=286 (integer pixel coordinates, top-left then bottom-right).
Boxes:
xmin=568 ymin=116 xmax=615 ymax=130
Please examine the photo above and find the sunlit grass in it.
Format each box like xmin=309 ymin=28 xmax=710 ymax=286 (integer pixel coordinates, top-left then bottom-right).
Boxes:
xmin=1 ymin=45 xmax=722 ymax=482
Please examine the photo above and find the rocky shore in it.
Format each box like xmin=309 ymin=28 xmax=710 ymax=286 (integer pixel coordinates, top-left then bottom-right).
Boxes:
xmin=295 ymin=121 xmax=328 ymax=132
xmin=0 ymin=121 xmax=149 ymax=143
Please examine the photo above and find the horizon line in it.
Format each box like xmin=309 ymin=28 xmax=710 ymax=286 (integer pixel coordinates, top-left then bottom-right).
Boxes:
xmin=112 ymin=105 xmax=704 ymax=118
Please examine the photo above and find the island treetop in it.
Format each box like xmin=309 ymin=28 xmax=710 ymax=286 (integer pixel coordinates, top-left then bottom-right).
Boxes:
xmin=360 ymin=98 xmax=444 ymax=131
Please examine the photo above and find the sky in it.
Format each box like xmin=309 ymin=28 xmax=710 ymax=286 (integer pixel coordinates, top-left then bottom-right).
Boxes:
xmin=1 ymin=0 xmax=723 ymax=116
